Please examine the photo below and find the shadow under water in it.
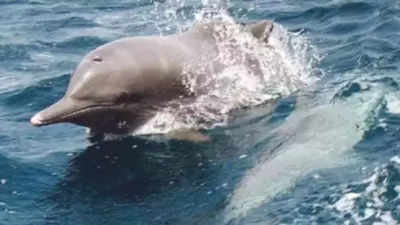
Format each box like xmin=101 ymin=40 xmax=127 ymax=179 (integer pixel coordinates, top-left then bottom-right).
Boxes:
xmin=41 ymin=132 xmax=252 ymax=225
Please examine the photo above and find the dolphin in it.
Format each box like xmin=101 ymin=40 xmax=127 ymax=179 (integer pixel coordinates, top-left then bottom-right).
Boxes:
xmin=30 ymin=20 xmax=274 ymax=134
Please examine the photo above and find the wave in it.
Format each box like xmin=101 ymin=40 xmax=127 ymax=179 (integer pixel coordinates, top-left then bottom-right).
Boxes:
xmin=321 ymin=156 xmax=400 ymax=225
xmin=0 ymin=44 xmax=37 ymax=62
xmin=0 ymin=74 xmax=69 ymax=111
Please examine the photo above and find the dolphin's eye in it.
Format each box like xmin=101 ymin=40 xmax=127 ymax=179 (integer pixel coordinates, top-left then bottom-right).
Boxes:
xmin=93 ymin=56 xmax=103 ymax=63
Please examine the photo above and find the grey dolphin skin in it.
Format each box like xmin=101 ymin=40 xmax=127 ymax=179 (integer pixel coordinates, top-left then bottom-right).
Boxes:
xmin=30 ymin=20 xmax=274 ymax=134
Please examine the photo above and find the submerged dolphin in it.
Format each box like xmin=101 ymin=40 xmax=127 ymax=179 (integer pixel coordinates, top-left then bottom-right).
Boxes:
xmin=30 ymin=20 xmax=274 ymax=134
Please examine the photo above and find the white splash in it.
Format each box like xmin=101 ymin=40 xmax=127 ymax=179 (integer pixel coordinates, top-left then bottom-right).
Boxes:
xmin=135 ymin=10 xmax=320 ymax=135
xmin=330 ymin=156 xmax=400 ymax=225
xmin=385 ymin=92 xmax=400 ymax=114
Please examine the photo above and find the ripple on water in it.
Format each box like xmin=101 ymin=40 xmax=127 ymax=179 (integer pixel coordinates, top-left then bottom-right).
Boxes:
xmin=0 ymin=74 xmax=69 ymax=110
xmin=0 ymin=44 xmax=33 ymax=62
xmin=37 ymin=16 xmax=100 ymax=32
xmin=373 ymin=18 xmax=400 ymax=38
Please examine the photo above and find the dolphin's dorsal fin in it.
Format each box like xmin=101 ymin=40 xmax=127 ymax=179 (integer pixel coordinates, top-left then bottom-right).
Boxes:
xmin=245 ymin=20 xmax=274 ymax=43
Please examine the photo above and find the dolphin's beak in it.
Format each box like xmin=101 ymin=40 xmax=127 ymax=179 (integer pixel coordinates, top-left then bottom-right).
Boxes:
xmin=30 ymin=97 xmax=89 ymax=126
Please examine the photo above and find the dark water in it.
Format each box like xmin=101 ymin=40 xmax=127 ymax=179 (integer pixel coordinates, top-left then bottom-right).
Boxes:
xmin=0 ymin=0 xmax=400 ymax=224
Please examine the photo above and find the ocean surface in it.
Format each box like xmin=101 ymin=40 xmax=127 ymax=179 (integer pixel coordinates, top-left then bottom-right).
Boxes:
xmin=0 ymin=0 xmax=400 ymax=224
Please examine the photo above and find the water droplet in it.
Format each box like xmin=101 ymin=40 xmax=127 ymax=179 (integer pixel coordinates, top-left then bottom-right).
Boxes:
xmin=239 ymin=154 xmax=247 ymax=159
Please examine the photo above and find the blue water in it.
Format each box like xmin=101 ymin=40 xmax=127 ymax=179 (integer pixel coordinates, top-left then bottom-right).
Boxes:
xmin=1 ymin=0 xmax=400 ymax=225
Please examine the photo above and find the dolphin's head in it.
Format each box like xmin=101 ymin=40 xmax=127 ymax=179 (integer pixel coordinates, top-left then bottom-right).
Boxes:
xmin=30 ymin=40 xmax=181 ymax=133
